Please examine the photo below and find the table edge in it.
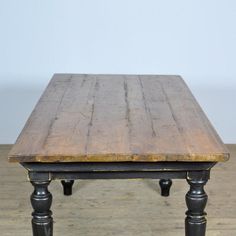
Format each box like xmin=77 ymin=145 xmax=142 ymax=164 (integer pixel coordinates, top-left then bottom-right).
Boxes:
xmin=8 ymin=152 xmax=230 ymax=163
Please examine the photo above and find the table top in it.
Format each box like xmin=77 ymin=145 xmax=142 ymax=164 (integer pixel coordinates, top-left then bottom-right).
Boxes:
xmin=9 ymin=74 xmax=229 ymax=163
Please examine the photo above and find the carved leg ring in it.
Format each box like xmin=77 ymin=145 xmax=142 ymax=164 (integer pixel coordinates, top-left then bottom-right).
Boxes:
xmin=185 ymin=178 xmax=208 ymax=236
xmin=159 ymin=179 xmax=172 ymax=197
xmin=31 ymin=181 xmax=53 ymax=236
xmin=61 ymin=180 xmax=74 ymax=196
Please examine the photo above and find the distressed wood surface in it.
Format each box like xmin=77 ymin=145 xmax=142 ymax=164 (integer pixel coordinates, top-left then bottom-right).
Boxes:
xmin=8 ymin=74 xmax=229 ymax=162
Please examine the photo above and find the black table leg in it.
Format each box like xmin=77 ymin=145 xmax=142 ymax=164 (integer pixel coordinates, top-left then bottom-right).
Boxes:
xmin=31 ymin=180 xmax=53 ymax=236
xmin=23 ymin=162 xmax=214 ymax=236
xmin=61 ymin=180 xmax=74 ymax=196
xmin=185 ymin=173 xmax=208 ymax=236
xmin=159 ymin=179 xmax=172 ymax=196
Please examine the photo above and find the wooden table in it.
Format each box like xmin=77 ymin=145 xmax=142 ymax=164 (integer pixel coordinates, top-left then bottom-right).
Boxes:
xmin=9 ymin=74 xmax=229 ymax=236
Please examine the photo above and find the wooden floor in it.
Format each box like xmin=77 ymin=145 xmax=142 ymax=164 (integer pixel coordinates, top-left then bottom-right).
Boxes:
xmin=1 ymin=144 xmax=236 ymax=236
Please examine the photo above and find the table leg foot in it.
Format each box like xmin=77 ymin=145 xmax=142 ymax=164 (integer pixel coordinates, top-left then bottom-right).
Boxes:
xmin=185 ymin=176 xmax=208 ymax=236
xmin=159 ymin=179 xmax=172 ymax=197
xmin=31 ymin=181 xmax=53 ymax=236
xmin=61 ymin=180 xmax=74 ymax=196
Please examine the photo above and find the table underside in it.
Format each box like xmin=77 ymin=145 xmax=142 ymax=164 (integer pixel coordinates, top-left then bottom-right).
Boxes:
xmin=26 ymin=160 xmax=212 ymax=236
xmin=22 ymin=161 xmax=215 ymax=181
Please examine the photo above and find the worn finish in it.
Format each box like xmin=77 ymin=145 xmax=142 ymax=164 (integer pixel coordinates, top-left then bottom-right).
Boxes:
xmin=8 ymin=74 xmax=229 ymax=163
xmin=25 ymin=161 xmax=212 ymax=236
xmin=1 ymin=145 xmax=236 ymax=236
xmin=21 ymin=162 xmax=217 ymax=172
xmin=25 ymin=163 xmax=211 ymax=236
xmin=24 ymin=162 xmax=214 ymax=181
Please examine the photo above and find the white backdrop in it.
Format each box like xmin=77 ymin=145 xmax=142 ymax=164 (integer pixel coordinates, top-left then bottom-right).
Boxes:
xmin=0 ymin=0 xmax=235 ymax=143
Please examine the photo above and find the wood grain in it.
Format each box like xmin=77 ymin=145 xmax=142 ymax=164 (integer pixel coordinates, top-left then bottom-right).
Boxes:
xmin=8 ymin=74 xmax=229 ymax=162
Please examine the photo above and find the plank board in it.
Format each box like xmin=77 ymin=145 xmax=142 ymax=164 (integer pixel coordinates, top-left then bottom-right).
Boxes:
xmin=8 ymin=74 xmax=229 ymax=162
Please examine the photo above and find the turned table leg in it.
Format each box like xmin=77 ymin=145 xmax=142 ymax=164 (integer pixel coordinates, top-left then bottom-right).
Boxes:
xmin=61 ymin=180 xmax=74 ymax=196
xmin=185 ymin=175 xmax=208 ymax=236
xmin=31 ymin=181 xmax=53 ymax=236
xmin=159 ymin=179 xmax=172 ymax=196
